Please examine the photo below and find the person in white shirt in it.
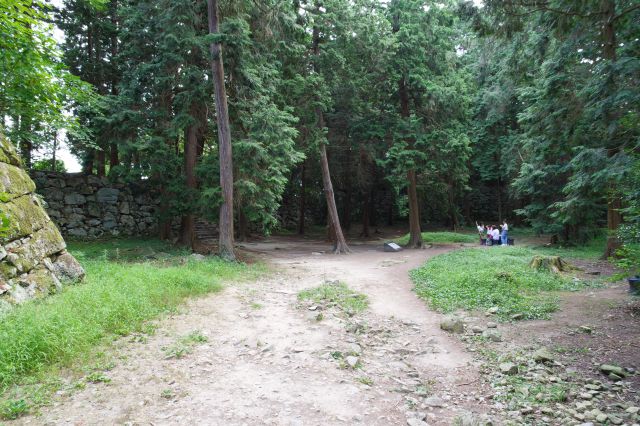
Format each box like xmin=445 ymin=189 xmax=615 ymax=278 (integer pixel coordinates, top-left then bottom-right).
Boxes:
xmin=501 ymin=220 xmax=509 ymax=246
xmin=491 ymin=226 xmax=500 ymax=245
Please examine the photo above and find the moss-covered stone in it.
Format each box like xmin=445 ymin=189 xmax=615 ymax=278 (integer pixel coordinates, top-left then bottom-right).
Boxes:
xmin=52 ymin=251 xmax=85 ymax=283
xmin=0 ymin=132 xmax=83 ymax=309
xmin=19 ymin=266 xmax=62 ymax=296
xmin=0 ymin=133 xmax=22 ymax=167
xmin=0 ymin=261 xmax=18 ymax=280
xmin=9 ymin=222 xmax=66 ymax=272
xmin=0 ymin=162 xmax=36 ymax=200
xmin=0 ymin=194 xmax=52 ymax=242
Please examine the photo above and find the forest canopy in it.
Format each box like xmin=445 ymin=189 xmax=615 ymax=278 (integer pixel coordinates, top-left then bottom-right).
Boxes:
xmin=1 ymin=0 xmax=639 ymax=258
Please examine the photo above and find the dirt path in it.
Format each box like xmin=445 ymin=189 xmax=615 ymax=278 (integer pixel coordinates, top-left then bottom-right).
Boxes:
xmin=18 ymin=238 xmax=490 ymax=426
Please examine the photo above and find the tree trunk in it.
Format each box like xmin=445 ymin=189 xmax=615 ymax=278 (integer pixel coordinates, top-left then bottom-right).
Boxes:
xmin=497 ymin=178 xmax=503 ymax=223
xmin=298 ymin=161 xmax=306 ymax=235
xmin=320 ymin=145 xmax=349 ymax=253
xmin=83 ymin=149 xmax=94 ymax=174
xmin=312 ymin=12 xmax=349 ymax=254
xmin=237 ymin=208 xmax=248 ymax=242
xmin=110 ymin=144 xmax=119 ymax=169
xmin=448 ymin=183 xmax=459 ymax=231
xmin=343 ymin=145 xmax=352 ymax=231
xmin=601 ymin=0 xmax=623 ymax=259
xmin=18 ymin=116 xmax=33 ymax=168
xmin=361 ymin=189 xmax=371 ymax=238
xmin=406 ymin=169 xmax=423 ymax=248
xmin=51 ymin=131 xmax=58 ymax=171
xmin=399 ymin=75 xmax=422 ymax=248
xmin=207 ymin=0 xmax=235 ymax=261
xmin=178 ymin=124 xmax=198 ymax=248
xmin=158 ymin=206 xmax=172 ymax=241
xmin=96 ymin=150 xmax=106 ymax=177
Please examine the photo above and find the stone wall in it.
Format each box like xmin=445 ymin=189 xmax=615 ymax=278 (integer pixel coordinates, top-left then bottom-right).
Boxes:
xmin=0 ymin=135 xmax=84 ymax=314
xmin=31 ymin=172 xmax=159 ymax=238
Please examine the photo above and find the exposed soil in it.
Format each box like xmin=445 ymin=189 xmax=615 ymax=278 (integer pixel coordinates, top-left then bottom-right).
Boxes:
xmin=15 ymin=237 xmax=490 ymax=426
xmin=12 ymin=236 xmax=639 ymax=425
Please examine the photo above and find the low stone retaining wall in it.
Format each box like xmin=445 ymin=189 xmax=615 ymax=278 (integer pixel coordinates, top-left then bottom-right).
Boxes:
xmin=31 ymin=172 xmax=159 ymax=238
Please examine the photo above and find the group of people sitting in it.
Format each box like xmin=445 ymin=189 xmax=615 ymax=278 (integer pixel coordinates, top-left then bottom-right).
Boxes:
xmin=476 ymin=221 xmax=510 ymax=246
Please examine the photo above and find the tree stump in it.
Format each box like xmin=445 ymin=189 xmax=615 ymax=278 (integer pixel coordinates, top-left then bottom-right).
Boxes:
xmin=529 ymin=256 xmax=574 ymax=273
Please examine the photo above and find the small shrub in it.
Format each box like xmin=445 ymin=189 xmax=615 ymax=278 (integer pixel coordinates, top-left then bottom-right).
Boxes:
xmin=0 ymin=399 xmax=28 ymax=420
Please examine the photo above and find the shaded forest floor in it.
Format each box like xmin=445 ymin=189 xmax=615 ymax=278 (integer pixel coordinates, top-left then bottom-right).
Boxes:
xmin=8 ymin=232 xmax=640 ymax=425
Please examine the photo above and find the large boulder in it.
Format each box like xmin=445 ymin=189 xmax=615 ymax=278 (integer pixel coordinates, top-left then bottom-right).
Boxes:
xmin=0 ymin=134 xmax=84 ymax=310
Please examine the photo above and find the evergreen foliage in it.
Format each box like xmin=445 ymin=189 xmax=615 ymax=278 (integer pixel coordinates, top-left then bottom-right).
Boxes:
xmin=4 ymin=0 xmax=638 ymax=253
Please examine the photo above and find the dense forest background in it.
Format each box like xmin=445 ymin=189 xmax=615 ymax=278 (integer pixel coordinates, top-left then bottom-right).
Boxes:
xmin=1 ymin=0 xmax=639 ymax=258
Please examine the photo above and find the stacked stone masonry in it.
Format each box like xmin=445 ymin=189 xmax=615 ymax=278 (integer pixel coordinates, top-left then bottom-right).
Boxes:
xmin=0 ymin=135 xmax=85 ymax=313
xmin=31 ymin=172 xmax=159 ymax=238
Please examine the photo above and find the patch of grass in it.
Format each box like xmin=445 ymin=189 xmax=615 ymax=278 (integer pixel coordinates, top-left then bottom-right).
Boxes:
xmin=534 ymin=233 xmax=607 ymax=260
xmin=163 ymin=330 xmax=209 ymax=359
xmin=357 ymin=376 xmax=373 ymax=386
xmin=298 ymin=281 xmax=368 ymax=315
xmin=397 ymin=231 xmax=478 ymax=245
xmin=0 ymin=398 xmax=28 ymax=420
xmin=410 ymin=247 xmax=596 ymax=320
xmin=0 ymin=238 xmax=260 ymax=395
xmin=67 ymin=238 xmax=191 ymax=263
xmin=85 ymin=372 xmax=111 ymax=384
xmin=160 ymin=389 xmax=175 ymax=399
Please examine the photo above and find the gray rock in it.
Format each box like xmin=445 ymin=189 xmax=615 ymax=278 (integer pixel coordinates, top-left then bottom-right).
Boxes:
xmin=190 ymin=253 xmax=206 ymax=261
xmin=87 ymin=203 xmax=101 ymax=217
xmin=487 ymin=306 xmax=499 ymax=314
xmin=500 ymin=362 xmax=518 ymax=375
xmin=482 ymin=329 xmax=502 ymax=342
xmin=345 ymin=356 xmax=359 ymax=368
xmin=52 ymin=252 xmax=85 ymax=283
xmin=511 ymin=313 xmax=524 ymax=320
xmin=119 ymin=202 xmax=130 ymax=214
xmin=68 ymin=227 xmax=87 ymax=237
xmin=579 ymin=325 xmax=592 ymax=334
xmin=347 ymin=343 xmax=362 ymax=355
xmin=64 ymin=193 xmax=86 ymax=205
xmin=486 ymin=322 xmax=497 ymax=328
xmin=533 ymin=347 xmax=554 ymax=363
xmin=471 ymin=325 xmax=483 ymax=334
xmin=440 ymin=317 xmax=464 ymax=334
xmin=424 ymin=396 xmax=444 ymax=408
xmin=608 ymin=415 xmax=623 ymax=425
xmin=406 ymin=418 xmax=427 ymax=426
xmin=600 ymin=364 xmax=627 ymax=377
xmin=626 ymin=406 xmax=639 ymax=414
xmin=96 ymin=188 xmax=120 ymax=204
